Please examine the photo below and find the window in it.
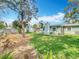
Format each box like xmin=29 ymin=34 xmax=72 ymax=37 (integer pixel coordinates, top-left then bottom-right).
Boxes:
xmin=67 ymin=27 xmax=71 ymax=31
xmin=53 ymin=27 xmax=56 ymax=31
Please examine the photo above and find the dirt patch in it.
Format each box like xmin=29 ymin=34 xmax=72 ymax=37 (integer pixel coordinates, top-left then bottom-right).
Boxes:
xmin=0 ymin=34 xmax=32 ymax=48
xmin=0 ymin=34 xmax=37 ymax=59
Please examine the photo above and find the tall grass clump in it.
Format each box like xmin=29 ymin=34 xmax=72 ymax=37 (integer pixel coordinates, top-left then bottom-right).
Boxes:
xmin=0 ymin=52 xmax=13 ymax=59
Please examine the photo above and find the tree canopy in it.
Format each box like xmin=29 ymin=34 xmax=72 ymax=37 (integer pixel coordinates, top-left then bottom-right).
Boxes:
xmin=64 ymin=0 xmax=79 ymax=23
xmin=0 ymin=0 xmax=38 ymax=36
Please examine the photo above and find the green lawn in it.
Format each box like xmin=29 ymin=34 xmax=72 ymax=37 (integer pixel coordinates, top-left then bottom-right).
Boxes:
xmin=28 ymin=32 xmax=79 ymax=59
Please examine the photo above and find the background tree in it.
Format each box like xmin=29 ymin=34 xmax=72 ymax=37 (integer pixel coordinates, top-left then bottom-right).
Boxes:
xmin=33 ymin=24 xmax=37 ymax=32
xmin=64 ymin=0 xmax=79 ymax=24
xmin=0 ymin=0 xmax=38 ymax=37
xmin=12 ymin=20 xmax=21 ymax=33
xmin=12 ymin=20 xmax=28 ymax=33
xmin=0 ymin=21 xmax=6 ymax=29
xmin=39 ymin=21 xmax=45 ymax=33
xmin=12 ymin=20 xmax=19 ymax=29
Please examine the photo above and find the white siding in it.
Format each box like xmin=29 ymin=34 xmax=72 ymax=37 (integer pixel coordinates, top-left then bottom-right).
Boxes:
xmin=64 ymin=27 xmax=79 ymax=34
xmin=49 ymin=27 xmax=62 ymax=35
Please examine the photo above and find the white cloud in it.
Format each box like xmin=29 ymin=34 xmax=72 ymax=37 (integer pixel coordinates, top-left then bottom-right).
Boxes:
xmin=30 ymin=12 xmax=65 ymax=24
xmin=3 ymin=12 xmax=65 ymax=25
xmin=3 ymin=19 xmax=15 ymax=25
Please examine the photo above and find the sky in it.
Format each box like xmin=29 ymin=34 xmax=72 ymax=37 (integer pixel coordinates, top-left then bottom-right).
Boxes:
xmin=31 ymin=0 xmax=68 ymax=24
xmin=0 ymin=0 xmax=68 ymax=24
xmin=37 ymin=0 xmax=67 ymax=16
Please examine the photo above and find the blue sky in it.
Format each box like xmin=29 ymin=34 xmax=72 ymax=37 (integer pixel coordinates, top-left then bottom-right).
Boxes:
xmin=37 ymin=0 xmax=67 ymax=16
xmin=31 ymin=0 xmax=68 ymax=24
xmin=0 ymin=0 xmax=68 ymax=24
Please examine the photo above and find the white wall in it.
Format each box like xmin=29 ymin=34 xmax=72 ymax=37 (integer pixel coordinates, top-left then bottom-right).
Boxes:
xmin=49 ymin=26 xmax=62 ymax=35
xmin=64 ymin=27 xmax=79 ymax=34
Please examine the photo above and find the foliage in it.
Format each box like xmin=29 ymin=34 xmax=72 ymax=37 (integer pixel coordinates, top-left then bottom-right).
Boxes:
xmin=39 ymin=21 xmax=45 ymax=29
xmin=0 ymin=52 xmax=13 ymax=59
xmin=0 ymin=0 xmax=38 ymax=35
xmin=64 ymin=0 xmax=79 ymax=23
xmin=12 ymin=20 xmax=29 ymax=33
xmin=0 ymin=21 xmax=6 ymax=29
xmin=12 ymin=20 xmax=19 ymax=29
xmin=28 ymin=33 xmax=79 ymax=59
xmin=32 ymin=24 xmax=39 ymax=32
xmin=39 ymin=21 xmax=44 ymax=28
xmin=33 ymin=24 xmax=37 ymax=28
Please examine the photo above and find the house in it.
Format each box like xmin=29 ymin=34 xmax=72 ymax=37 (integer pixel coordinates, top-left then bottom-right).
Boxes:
xmin=26 ymin=21 xmax=79 ymax=35
xmin=43 ymin=23 xmax=79 ymax=35
xmin=63 ymin=24 xmax=79 ymax=35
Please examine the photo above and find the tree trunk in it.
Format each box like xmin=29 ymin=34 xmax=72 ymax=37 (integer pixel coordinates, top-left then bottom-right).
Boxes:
xmin=19 ymin=10 xmax=26 ymax=38
xmin=21 ymin=23 xmax=25 ymax=37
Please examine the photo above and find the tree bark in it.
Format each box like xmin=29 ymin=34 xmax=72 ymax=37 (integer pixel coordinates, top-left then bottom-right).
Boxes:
xmin=21 ymin=23 xmax=25 ymax=37
xmin=20 ymin=10 xmax=26 ymax=37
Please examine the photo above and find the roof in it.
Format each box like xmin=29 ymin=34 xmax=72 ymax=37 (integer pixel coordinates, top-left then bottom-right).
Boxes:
xmin=49 ymin=23 xmax=64 ymax=27
xmin=40 ymin=21 xmax=79 ymax=27
xmin=63 ymin=24 xmax=79 ymax=27
xmin=49 ymin=23 xmax=79 ymax=27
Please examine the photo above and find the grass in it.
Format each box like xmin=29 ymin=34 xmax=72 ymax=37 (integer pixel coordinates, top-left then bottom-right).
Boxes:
xmin=27 ymin=32 xmax=79 ymax=59
xmin=0 ymin=52 xmax=13 ymax=59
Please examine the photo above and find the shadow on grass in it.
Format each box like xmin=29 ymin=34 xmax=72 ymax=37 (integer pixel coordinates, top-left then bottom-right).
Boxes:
xmin=28 ymin=33 xmax=79 ymax=59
